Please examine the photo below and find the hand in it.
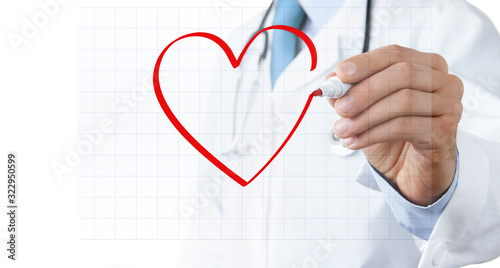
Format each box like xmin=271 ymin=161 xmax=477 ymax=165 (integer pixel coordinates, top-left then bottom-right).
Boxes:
xmin=328 ymin=45 xmax=464 ymax=206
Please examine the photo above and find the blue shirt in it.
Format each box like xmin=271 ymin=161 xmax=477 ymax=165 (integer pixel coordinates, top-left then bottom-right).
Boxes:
xmin=369 ymin=152 xmax=459 ymax=240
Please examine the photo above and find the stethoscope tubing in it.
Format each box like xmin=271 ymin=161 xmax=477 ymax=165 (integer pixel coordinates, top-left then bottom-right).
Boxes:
xmin=225 ymin=0 xmax=371 ymax=156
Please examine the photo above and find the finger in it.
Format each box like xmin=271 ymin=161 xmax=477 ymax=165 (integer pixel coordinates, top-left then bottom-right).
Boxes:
xmin=324 ymin=72 xmax=337 ymax=81
xmin=336 ymin=44 xmax=449 ymax=84
xmin=343 ymin=116 xmax=456 ymax=151
xmin=334 ymin=63 xmax=456 ymax=117
xmin=333 ymin=90 xmax=452 ymax=138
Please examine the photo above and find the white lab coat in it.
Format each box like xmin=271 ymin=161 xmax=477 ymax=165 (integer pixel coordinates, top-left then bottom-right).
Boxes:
xmin=177 ymin=0 xmax=500 ymax=267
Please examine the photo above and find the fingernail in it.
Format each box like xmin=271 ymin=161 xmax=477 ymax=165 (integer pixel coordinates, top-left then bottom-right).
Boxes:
xmin=334 ymin=119 xmax=348 ymax=134
xmin=338 ymin=61 xmax=357 ymax=77
xmin=336 ymin=95 xmax=353 ymax=113
xmin=343 ymin=137 xmax=355 ymax=147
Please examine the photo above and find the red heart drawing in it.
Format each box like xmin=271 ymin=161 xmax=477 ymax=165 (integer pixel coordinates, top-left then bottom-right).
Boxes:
xmin=153 ymin=25 xmax=319 ymax=187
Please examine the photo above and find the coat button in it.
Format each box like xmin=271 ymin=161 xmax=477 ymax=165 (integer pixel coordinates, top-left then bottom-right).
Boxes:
xmin=432 ymin=243 xmax=446 ymax=266
xmin=328 ymin=130 xmax=356 ymax=156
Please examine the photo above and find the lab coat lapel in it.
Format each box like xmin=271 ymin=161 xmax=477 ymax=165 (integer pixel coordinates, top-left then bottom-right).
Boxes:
xmin=269 ymin=0 xmax=368 ymax=160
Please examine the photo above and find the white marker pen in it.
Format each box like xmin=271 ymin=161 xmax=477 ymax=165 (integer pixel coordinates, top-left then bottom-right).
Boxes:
xmin=314 ymin=76 xmax=353 ymax=98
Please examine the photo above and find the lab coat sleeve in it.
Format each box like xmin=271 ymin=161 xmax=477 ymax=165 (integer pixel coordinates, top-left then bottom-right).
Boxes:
xmin=433 ymin=0 xmax=500 ymax=138
xmin=418 ymin=130 xmax=500 ymax=267
xmin=367 ymin=153 xmax=459 ymax=240
xmin=417 ymin=1 xmax=500 ymax=266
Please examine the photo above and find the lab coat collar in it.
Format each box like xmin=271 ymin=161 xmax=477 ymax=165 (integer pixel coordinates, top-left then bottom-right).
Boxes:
xmin=298 ymin=0 xmax=345 ymax=30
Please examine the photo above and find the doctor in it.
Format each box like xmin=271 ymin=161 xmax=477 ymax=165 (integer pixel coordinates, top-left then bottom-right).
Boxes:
xmin=177 ymin=0 xmax=500 ymax=267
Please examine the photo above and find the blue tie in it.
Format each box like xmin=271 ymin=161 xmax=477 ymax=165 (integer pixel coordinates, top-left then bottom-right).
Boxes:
xmin=270 ymin=0 xmax=306 ymax=88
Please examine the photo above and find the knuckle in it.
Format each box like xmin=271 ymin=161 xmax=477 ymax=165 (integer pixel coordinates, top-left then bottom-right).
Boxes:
xmin=450 ymin=100 xmax=463 ymax=120
xmin=365 ymin=79 xmax=377 ymax=96
xmin=354 ymin=112 xmax=369 ymax=132
xmin=393 ymin=62 xmax=413 ymax=81
xmin=354 ymin=80 xmax=374 ymax=104
xmin=365 ymin=54 xmax=377 ymax=70
xmin=449 ymin=74 xmax=465 ymax=98
xmin=388 ymin=44 xmax=403 ymax=51
xmin=430 ymin=53 xmax=448 ymax=71
xmin=398 ymin=61 xmax=413 ymax=72
xmin=440 ymin=97 xmax=454 ymax=115
xmin=389 ymin=44 xmax=408 ymax=60
xmin=395 ymin=89 xmax=413 ymax=112
xmin=364 ymin=81 xmax=380 ymax=107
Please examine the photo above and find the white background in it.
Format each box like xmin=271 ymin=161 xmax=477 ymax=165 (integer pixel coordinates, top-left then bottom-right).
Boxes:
xmin=1 ymin=0 xmax=499 ymax=267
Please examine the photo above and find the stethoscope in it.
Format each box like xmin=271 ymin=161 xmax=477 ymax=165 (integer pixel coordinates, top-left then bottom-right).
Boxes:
xmin=223 ymin=0 xmax=372 ymax=157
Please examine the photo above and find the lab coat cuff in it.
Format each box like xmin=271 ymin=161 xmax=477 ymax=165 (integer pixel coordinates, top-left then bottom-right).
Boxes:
xmin=367 ymin=150 xmax=460 ymax=240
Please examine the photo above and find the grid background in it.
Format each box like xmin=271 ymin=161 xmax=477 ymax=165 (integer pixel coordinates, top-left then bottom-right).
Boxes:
xmin=77 ymin=5 xmax=433 ymax=240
